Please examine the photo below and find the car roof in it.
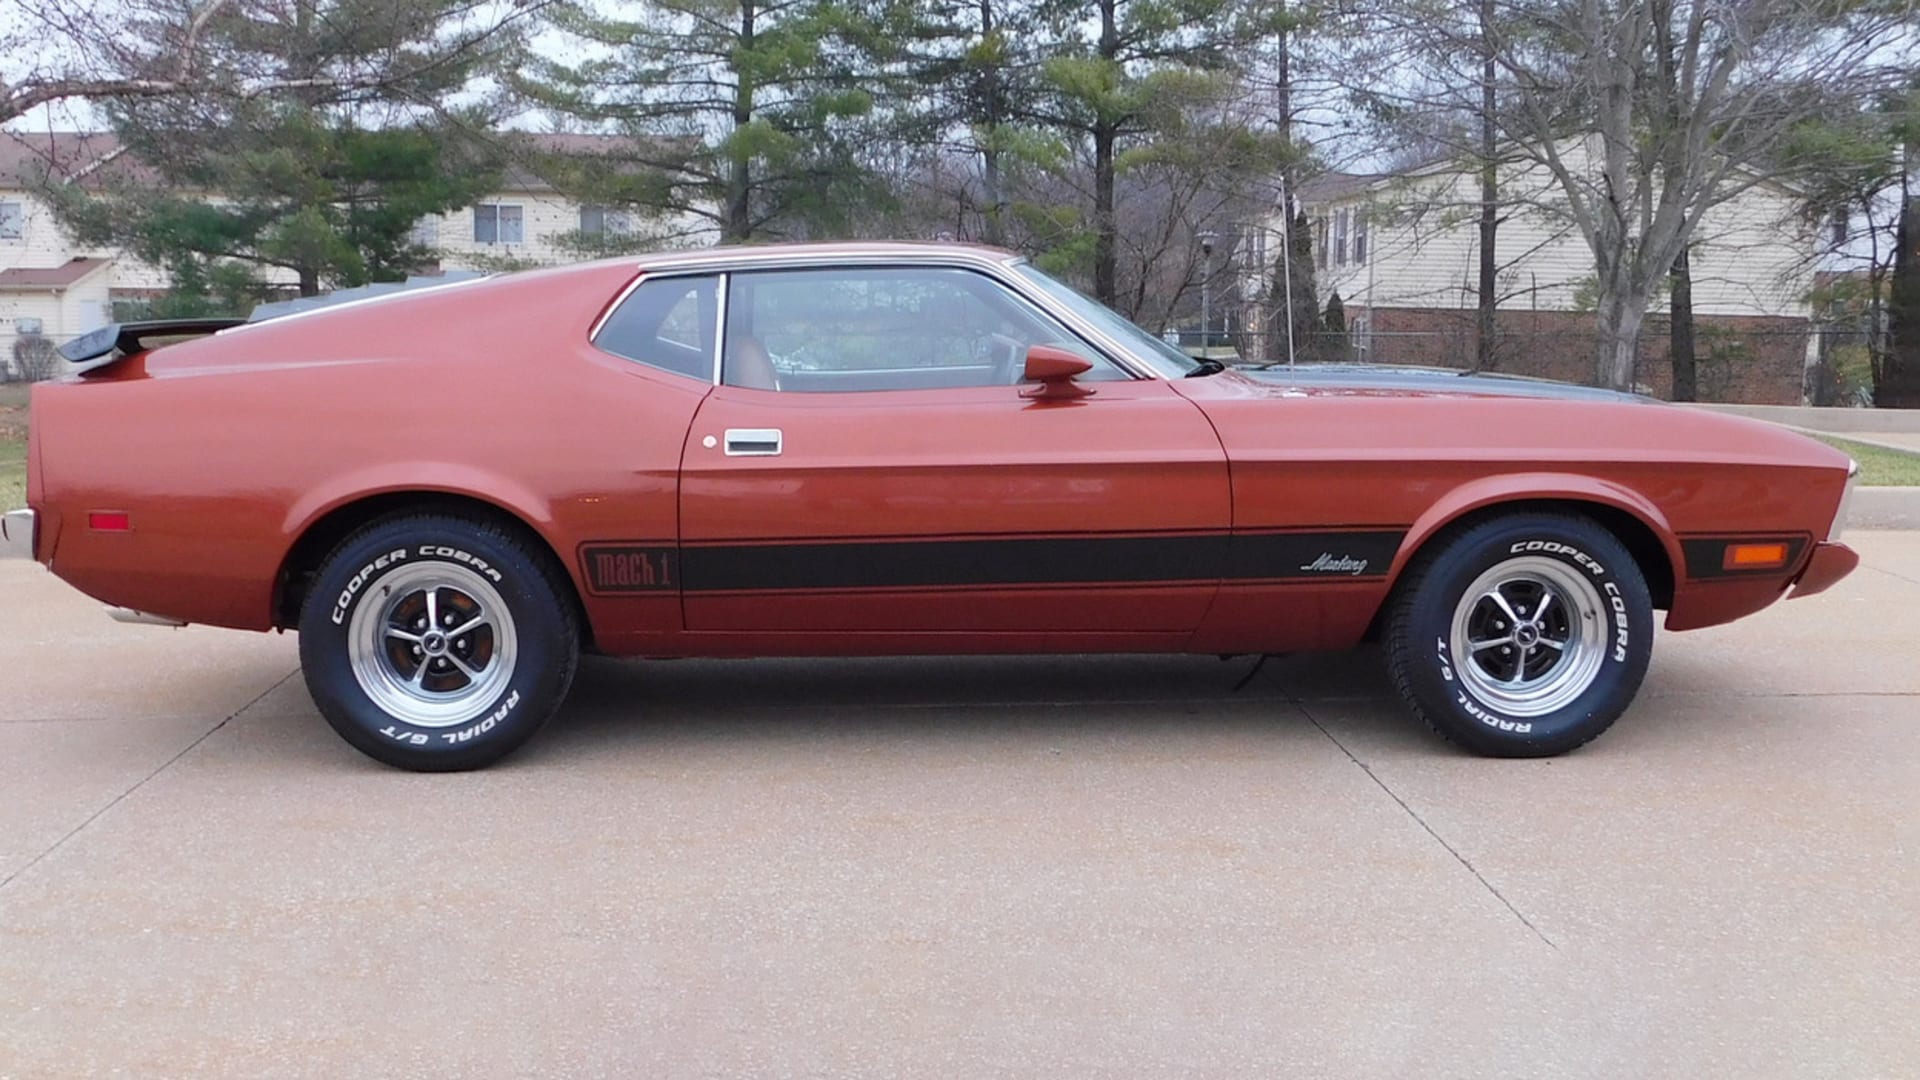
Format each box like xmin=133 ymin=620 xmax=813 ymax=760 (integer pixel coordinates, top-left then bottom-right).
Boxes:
xmin=631 ymin=241 xmax=1022 ymax=275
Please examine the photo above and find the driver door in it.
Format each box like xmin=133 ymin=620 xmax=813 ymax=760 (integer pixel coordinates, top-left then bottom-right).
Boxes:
xmin=676 ymin=266 xmax=1231 ymax=637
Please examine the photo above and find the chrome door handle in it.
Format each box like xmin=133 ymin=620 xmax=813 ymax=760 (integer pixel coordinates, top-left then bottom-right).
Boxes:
xmin=723 ymin=428 xmax=783 ymax=456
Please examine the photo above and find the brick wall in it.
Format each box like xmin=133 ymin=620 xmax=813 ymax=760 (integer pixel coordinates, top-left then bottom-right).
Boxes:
xmin=1342 ymin=306 xmax=1811 ymax=405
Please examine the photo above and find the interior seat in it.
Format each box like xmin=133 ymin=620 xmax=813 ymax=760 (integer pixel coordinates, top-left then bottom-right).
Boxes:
xmin=727 ymin=336 xmax=782 ymax=391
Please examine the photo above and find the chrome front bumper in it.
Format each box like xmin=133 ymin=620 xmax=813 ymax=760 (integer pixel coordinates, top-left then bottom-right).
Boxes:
xmin=0 ymin=508 xmax=33 ymax=560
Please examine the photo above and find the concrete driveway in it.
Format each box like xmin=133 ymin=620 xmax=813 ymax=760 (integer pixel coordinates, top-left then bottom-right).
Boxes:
xmin=2 ymin=537 xmax=1917 ymax=1078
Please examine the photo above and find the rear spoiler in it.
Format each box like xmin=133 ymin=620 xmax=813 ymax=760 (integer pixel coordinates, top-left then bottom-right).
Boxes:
xmin=59 ymin=318 xmax=247 ymax=375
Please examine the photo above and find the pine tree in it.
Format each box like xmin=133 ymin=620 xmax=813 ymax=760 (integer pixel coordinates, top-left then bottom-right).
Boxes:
xmin=41 ymin=0 xmax=515 ymax=297
xmin=521 ymin=0 xmax=895 ymax=243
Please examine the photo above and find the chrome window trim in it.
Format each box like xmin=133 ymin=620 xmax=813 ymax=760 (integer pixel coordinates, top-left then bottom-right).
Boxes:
xmin=614 ymin=246 xmax=1162 ymax=380
xmin=712 ymin=261 xmax=1149 ymax=383
xmin=711 ymin=272 xmax=729 ymax=386
xmin=586 ymin=268 xmax=726 ymax=384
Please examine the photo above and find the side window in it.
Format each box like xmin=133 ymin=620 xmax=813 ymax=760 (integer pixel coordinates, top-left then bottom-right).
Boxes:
xmin=593 ymin=275 xmax=717 ymax=381
xmin=721 ymin=267 xmax=1123 ymax=393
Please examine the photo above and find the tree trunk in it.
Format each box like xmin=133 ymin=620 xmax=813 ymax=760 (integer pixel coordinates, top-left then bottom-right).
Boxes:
xmin=1092 ymin=123 xmax=1117 ymax=306
xmin=298 ymin=264 xmax=320 ymax=298
xmin=1595 ymin=287 xmax=1645 ymax=391
xmin=978 ymin=0 xmax=1004 ymax=246
xmin=1269 ymin=9 xmax=1294 ymax=363
xmin=1091 ymin=0 xmax=1119 ymax=305
xmin=725 ymin=0 xmax=756 ymax=243
xmin=1474 ymin=0 xmax=1497 ymax=371
xmin=1881 ymin=191 xmax=1920 ymax=408
xmin=1669 ymin=246 xmax=1697 ymax=401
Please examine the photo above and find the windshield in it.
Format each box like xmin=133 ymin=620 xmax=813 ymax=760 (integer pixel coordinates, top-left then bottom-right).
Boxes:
xmin=1011 ymin=263 xmax=1201 ymax=378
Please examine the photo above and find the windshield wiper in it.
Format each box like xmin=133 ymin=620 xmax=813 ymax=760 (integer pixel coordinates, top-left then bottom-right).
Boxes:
xmin=1185 ymin=358 xmax=1227 ymax=377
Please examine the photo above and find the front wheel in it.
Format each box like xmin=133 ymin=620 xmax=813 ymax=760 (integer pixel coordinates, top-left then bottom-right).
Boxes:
xmin=298 ymin=514 xmax=579 ymax=771
xmin=1385 ymin=513 xmax=1654 ymax=757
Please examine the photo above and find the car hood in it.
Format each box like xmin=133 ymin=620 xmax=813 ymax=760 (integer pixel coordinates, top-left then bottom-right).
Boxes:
xmin=1230 ymin=364 xmax=1658 ymax=404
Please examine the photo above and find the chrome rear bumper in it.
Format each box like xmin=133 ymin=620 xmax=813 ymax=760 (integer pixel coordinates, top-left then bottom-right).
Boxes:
xmin=0 ymin=509 xmax=33 ymax=560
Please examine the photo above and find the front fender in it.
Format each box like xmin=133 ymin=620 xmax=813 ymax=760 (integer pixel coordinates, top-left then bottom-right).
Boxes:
xmin=1388 ymin=472 xmax=1683 ymax=588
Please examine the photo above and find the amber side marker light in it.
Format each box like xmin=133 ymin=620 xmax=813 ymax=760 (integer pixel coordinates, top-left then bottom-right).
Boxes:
xmin=88 ymin=511 xmax=131 ymax=532
xmin=1723 ymin=542 xmax=1790 ymax=571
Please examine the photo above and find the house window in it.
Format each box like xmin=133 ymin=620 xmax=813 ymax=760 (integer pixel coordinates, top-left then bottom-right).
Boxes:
xmin=1829 ymin=206 xmax=1849 ymax=247
xmin=0 ymin=200 xmax=22 ymax=240
xmin=1315 ymin=216 xmax=1329 ymax=269
xmin=1334 ymin=209 xmax=1350 ymax=267
xmin=1353 ymin=212 xmax=1368 ymax=266
xmin=473 ymin=204 xmax=524 ymax=245
xmin=580 ymin=205 xmax=633 ymax=238
xmin=408 ymin=217 xmax=439 ymax=247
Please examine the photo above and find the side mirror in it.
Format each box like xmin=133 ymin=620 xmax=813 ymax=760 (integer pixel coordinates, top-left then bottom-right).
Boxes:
xmin=1021 ymin=344 xmax=1096 ymax=400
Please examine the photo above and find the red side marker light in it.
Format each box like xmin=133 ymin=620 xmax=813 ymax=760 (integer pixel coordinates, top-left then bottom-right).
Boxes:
xmin=1723 ymin=542 xmax=1788 ymax=571
xmin=88 ymin=511 xmax=131 ymax=532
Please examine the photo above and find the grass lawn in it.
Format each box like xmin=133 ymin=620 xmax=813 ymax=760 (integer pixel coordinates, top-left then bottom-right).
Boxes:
xmin=0 ymin=384 xmax=27 ymax=511
xmin=1813 ymin=435 xmax=1920 ymax=488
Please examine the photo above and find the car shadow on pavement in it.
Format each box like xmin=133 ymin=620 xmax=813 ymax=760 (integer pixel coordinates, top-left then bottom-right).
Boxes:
xmin=515 ymin=650 xmax=1416 ymax=766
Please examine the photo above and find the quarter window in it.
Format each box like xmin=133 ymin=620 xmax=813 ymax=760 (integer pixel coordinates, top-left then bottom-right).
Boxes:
xmin=721 ymin=267 xmax=1123 ymax=393
xmin=473 ymin=204 xmax=524 ymax=245
xmin=593 ymin=275 xmax=718 ymax=381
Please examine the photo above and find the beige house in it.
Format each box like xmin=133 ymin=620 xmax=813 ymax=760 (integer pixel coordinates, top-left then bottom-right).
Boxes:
xmin=1250 ymin=137 xmax=1822 ymax=403
xmin=0 ymin=130 xmax=715 ymax=364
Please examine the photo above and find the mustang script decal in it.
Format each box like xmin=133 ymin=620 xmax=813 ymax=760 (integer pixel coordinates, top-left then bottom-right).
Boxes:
xmin=1299 ymin=553 xmax=1372 ymax=575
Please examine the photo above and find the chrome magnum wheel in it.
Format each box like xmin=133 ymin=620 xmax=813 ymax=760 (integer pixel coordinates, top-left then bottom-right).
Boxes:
xmin=299 ymin=513 xmax=579 ymax=771
xmin=1386 ymin=512 xmax=1654 ymax=757
xmin=346 ymin=562 xmax=520 ymax=728
xmin=1448 ymin=556 xmax=1608 ymax=718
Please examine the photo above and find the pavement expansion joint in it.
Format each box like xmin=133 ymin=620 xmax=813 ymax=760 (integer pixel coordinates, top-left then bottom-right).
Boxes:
xmin=1860 ymin=562 xmax=1920 ymax=588
xmin=1291 ymin=693 xmax=1561 ymax=953
xmin=0 ymin=667 xmax=301 ymax=895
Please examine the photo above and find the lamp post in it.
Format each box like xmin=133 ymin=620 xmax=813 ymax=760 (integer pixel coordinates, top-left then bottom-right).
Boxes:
xmin=1197 ymin=229 xmax=1217 ymax=354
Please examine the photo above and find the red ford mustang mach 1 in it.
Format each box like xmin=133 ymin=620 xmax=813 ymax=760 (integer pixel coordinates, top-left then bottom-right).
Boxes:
xmin=0 ymin=243 xmax=1860 ymax=770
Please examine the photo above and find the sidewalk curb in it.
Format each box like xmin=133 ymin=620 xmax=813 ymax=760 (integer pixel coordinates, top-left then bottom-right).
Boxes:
xmin=1849 ymin=487 xmax=1920 ymax=531
xmin=1779 ymin=426 xmax=1920 ymax=458
xmin=1691 ymin=403 xmax=1920 ymax=434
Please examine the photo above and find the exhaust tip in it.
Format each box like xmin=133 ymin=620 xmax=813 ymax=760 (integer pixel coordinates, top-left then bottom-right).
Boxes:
xmin=105 ymin=606 xmax=187 ymax=628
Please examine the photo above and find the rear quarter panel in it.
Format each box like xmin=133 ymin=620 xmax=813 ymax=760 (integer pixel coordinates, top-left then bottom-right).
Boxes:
xmin=32 ymin=261 xmax=700 ymax=641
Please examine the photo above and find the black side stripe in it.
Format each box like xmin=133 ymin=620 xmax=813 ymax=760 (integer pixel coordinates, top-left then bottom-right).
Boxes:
xmin=646 ymin=530 xmax=1405 ymax=593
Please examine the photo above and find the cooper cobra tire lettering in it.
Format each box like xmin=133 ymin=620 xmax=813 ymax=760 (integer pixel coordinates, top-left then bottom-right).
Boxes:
xmin=417 ymin=545 xmax=504 ymax=583
xmin=331 ymin=548 xmax=408 ymax=625
xmin=1606 ymin=581 xmax=1630 ymax=661
xmin=1509 ymin=539 xmax=1606 ymax=576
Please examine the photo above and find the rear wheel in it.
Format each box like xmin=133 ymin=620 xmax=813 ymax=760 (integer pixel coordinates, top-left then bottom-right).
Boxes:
xmin=298 ymin=514 xmax=578 ymax=771
xmin=1386 ymin=512 xmax=1653 ymax=757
